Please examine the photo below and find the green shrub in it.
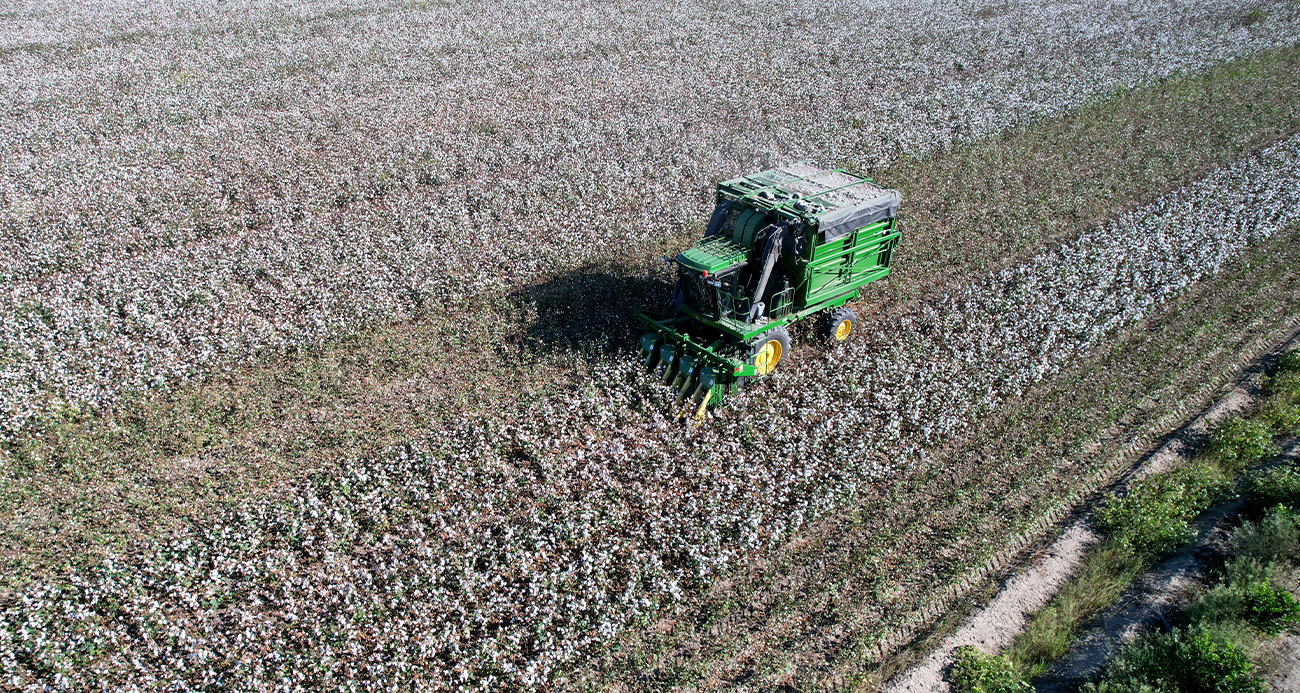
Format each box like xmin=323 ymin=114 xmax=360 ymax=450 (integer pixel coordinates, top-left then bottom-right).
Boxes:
xmin=1206 ymin=417 xmax=1276 ymax=473
xmin=1231 ymin=505 xmax=1300 ymax=565
xmin=1220 ymin=554 xmax=1285 ymax=586
xmin=1081 ymin=680 xmax=1164 ymax=693
xmin=1268 ymin=370 xmax=1300 ymax=398
xmin=1278 ymin=349 xmax=1300 ymax=375
xmin=1259 ymin=350 xmax=1300 ymax=431
xmin=949 ymin=645 xmax=1030 ymax=693
xmin=1085 ymin=624 xmax=1264 ymax=693
xmin=1186 ymin=559 xmax=1300 ymax=635
xmin=1243 ymin=466 xmax=1300 ymax=508
xmin=1185 ymin=558 xmax=1270 ymax=625
xmin=1240 ymin=579 xmax=1300 ymax=635
xmin=1256 ymin=397 xmax=1300 ymax=433
xmin=1095 ymin=463 xmax=1229 ymax=558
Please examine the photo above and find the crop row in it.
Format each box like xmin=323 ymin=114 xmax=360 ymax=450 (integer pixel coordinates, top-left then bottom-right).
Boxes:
xmin=4 ymin=0 xmax=1298 ymax=436
xmin=3 ymin=135 xmax=1298 ymax=691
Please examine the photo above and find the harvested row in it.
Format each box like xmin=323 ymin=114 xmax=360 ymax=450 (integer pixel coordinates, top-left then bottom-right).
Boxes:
xmin=4 ymin=0 xmax=1299 ymax=435
xmin=4 ymin=135 xmax=1299 ymax=690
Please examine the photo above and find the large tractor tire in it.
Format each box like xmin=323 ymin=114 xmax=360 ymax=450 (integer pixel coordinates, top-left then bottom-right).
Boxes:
xmin=744 ymin=326 xmax=791 ymax=382
xmin=821 ymin=306 xmax=858 ymax=344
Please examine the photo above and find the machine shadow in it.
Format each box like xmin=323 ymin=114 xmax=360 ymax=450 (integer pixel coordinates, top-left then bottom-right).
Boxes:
xmin=507 ymin=265 xmax=672 ymax=359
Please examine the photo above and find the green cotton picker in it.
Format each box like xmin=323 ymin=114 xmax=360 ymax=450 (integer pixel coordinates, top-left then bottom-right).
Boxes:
xmin=637 ymin=163 xmax=901 ymax=420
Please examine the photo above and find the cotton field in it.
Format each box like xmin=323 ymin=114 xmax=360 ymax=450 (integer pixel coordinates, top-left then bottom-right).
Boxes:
xmin=4 ymin=131 xmax=1297 ymax=689
xmin=4 ymin=0 xmax=1300 ymax=436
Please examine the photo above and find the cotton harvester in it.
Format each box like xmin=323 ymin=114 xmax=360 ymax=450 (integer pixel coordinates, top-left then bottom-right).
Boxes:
xmin=637 ymin=163 xmax=901 ymax=419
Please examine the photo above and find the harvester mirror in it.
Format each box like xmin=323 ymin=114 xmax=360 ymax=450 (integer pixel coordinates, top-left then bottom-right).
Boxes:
xmin=635 ymin=163 xmax=901 ymax=420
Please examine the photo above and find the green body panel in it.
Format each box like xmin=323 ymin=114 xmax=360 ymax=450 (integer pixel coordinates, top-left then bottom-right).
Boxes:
xmin=730 ymin=207 xmax=770 ymax=247
xmin=674 ymin=216 xmax=898 ymax=341
xmin=794 ymin=218 xmax=899 ymax=306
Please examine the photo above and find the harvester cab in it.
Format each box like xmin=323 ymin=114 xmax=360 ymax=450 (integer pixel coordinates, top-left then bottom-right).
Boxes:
xmin=637 ymin=162 xmax=901 ymax=420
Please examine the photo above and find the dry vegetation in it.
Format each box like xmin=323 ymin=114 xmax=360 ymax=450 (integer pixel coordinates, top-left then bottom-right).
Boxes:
xmin=4 ymin=0 xmax=1300 ymax=689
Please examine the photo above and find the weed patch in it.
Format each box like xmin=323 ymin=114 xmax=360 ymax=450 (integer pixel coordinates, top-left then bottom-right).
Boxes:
xmin=1206 ymin=418 xmax=1276 ymax=474
xmin=1243 ymin=467 xmax=1300 ymax=508
xmin=1090 ymin=502 xmax=1300 ymax=691
xmin=949 ymin=646 xmax=1030 ymax=693
xmin=1229 ymin=505 xmax=1300 ymax=567
xmin=1084 ymin=623 xmax=1265 ymax=693
xmin=1007 ymin=544 xmax=1144 ymax=677
xmin=1258 ymin=350 xmax=1300 ymax=432
xmin=1095 ymin=462 xmax=1230 ymax=559
xmin=1001 ymin=350 xmax=1300 ymax=686
xmin=1186 ymin=558 xmax=1300 ymax=636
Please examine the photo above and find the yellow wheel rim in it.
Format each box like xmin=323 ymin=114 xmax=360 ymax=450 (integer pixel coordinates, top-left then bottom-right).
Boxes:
xmin=753 ymin=339 xmax=782 ymax=376
xmin=835 ymin=319 xmax=852 ymax=341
